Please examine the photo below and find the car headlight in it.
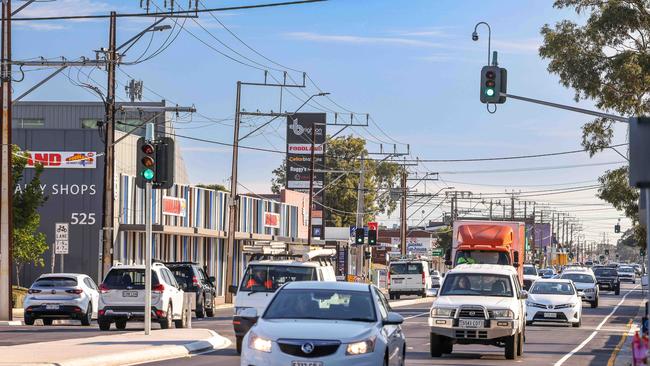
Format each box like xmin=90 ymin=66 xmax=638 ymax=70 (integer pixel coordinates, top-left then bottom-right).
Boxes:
xmin=248 ymin=332 xmax=272 ymax=353
xmin=491 ymin=309 xmax=514 ymax=319
xmin=430 ymin=307 xmax=455 ymax=318
xmin=584 ymin=288 xmax=595 ymax=293
xmin=346 ymin=337 xmax=376 ymax=356
xmin=234 ymin=306 xmax=251 ymax=315
xmin=526 ymin=301 xmax=545 ymax=309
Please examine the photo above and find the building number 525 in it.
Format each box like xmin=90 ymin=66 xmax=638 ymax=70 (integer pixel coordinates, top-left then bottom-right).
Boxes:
xmin=71 ymin=213 xmax=96 ymax=225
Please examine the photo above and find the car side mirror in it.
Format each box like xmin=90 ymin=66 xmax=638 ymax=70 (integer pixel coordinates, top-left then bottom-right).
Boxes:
xmin=240 ymin=307 xmax=258 ymax=319
xmin=383 ymin=312 xmax=404 ymax=325
xmin=519 ymin=290 xmax=528 ymax=299
xmin=426 ymin=288 xmax=438 ymax=297
xmin=513 ymin=251 xmax=520 ymax=268
xmin=228 ymin=285 xmax=238 ymax=294
xmin=209 ymin=276 xmax=216 ymax=283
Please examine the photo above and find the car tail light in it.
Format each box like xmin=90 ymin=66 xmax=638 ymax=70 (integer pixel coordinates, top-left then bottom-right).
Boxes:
xmin=26 ymin=306 xmax=33 ymax=312
xmin=422 ymin=272 xmax=425 ymax=284
xmin=153 ymin=284 xmax=165 ymax=293
xmin=98 ymin=309 xmax=105 ymax=316
xmin=27 ymin=289 xmax=41 ymax=294
xmin=66 ymin=288 xmax=84 ymax=295
xmin=73 ymin=307 xmax=82 ymax=313
xmin=99 ymin=284 xmax=110 ymax=294
xmin=155 ymin=309 xmax=164 ymax=317
xmin=192 ymin=276 xmax=199 ymax=286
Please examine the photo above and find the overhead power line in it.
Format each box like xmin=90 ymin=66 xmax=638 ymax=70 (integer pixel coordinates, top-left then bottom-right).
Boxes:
xmin=438 ymin=161 xmax=625 ymax=175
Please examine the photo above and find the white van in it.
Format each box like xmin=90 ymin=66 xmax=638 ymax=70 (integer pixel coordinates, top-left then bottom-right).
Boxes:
xmin=230 ymin=249 xmax=337 ymax=353
xmin=388 ymin=260 xmax=432 ymax=299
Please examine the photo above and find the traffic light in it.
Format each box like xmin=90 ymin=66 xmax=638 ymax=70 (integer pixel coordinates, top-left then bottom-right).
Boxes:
xmin=355 ymin=227 xmax=365 ymax=245
xmin=480 ymin=66 xmax=507 ymax=104
xmin=615 ymin=224 xmax=621 ymax=233
xmin=605 ymin=249 xmax=610 ymax=256
xmin=136 ymin=137 xmax=156 ymax=189
xmin=368 ymin=229 xmax=377 ymax=245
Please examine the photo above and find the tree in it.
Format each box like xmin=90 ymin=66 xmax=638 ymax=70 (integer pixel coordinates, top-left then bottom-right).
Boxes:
xmin=271 ymin=135 xmax=403 ymax=227
xmin=197 ymin=183 xmax=229 ymax=192
xmin=12 ymin=145 xmax=48 ymax=286
xmin=540 ymin=0 xmax=650 ymax=247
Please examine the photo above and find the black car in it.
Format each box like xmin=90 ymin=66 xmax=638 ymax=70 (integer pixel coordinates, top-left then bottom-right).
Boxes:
xmin=593 ymin=267 xmax=621 ymax=295
xmin=165 ymin=262 xmax=216 ymax=318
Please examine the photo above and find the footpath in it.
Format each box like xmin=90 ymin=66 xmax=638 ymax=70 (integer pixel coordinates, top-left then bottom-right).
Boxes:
xmin=0 ymin=328 xmax=230 ymax=366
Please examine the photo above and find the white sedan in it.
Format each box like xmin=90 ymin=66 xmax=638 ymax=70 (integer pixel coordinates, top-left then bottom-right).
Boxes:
xmin=240 ymin=281 xmax=406 ymax=366
xmin=525 ymin=279 xmax=582 ymax=327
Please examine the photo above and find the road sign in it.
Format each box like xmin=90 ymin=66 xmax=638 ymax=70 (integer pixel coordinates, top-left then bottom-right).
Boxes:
xmin=55 ymin=223 xmax=69 ymax=255
xmin=432 ymin=248 xmax=444 ymax=257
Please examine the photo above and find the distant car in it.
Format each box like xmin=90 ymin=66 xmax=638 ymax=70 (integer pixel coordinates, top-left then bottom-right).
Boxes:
xmin=388 ymin=260 xmax=432 ymax=299
xmin=430 ymin=270 xmax=442 ymax=288
xmin=560 ymin=271 xmax=599 ymax=308
xmin=584 ymin=261 xmax=594 ymax=267
xmin=632 ymin=264 xmax=643 ymax=276
xmin=606 ymin=263 xmax=620 ymax=269
xmin=240 ymin=281 xmax=406 ymax=366
xmin=526 ymin=279 xmax=582 ymax=327
xmin=593 ymin=267 xmax=621 ymax=295
xmin=618 ymin=266 xmax=636 ymax=284
xmin=165 ymin=262 xmax=216 ymax=318
xmin=23 ymin=273 xmax=99 ymax=326
xmin=523 ymin=265 xmax=540 ymax=290
xmin=538 ymin=269 xmax=556 ymax=279
xmin=98 ymin=262 xmax=187 ymax=330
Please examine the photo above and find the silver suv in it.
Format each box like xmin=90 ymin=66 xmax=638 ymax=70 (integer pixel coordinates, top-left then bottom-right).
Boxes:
xmin=560 ymin=270 xmax=599 ymax=308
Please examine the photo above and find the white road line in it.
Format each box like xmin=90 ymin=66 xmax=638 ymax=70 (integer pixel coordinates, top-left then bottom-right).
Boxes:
xmin=554 ymin=285 xmax=639 ymax=366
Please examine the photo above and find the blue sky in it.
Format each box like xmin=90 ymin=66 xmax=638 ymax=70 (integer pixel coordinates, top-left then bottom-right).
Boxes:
xmin=13 ymin=0 xmax=630 ymax=243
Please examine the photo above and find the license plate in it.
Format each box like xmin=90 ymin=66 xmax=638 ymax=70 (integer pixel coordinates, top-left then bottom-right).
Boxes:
xmin=292 ymin=362 xmax=323 ymax=366
xmin=392 ymin=279 xmax=403 ymax=284
xmin=45 ymin=304 xmax=59 ymax=310
xmin=459 ymin=319 xmax=484 ymax=328
xmin=122 ymin=291 xmax=138 ymax=297
xmin=544 ymin=312 xmax=558 ymax=318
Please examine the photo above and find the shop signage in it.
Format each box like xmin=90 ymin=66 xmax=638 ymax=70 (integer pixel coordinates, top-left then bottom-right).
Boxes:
xmin=264 ymin=212 xmax=280 ymax=228
xmin=25 ymin=151 xmax=97 ymax=169
xmin=162 ymin=196 xmax=187 ymax=217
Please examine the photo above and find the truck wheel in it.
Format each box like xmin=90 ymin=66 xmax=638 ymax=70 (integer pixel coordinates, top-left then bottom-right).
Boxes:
xmin=505 ymin=333 xmax=518 ymax=360
xmin=236 ymin=336 xmax=243 ymax=354
xmin=442 ymin=337 xmax=453 ymax=354
xmin=429 ymin=333 xmax=442 ymax=357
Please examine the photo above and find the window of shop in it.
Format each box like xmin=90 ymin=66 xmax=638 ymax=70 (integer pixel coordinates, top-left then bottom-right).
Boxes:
xmin=13 ymin=118 xmax=44 ymax=128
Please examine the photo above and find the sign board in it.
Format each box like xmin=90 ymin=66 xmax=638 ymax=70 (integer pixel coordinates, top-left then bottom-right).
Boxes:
xmin=55 ymin=223 xmax=69 ymax=255
xmin=24 ymin=151 xmax=97 ymax=169
xmin=286 ymin=113 xmax=326 ymax=237
xmin=162 ymin=196 xmax=187 ymax=217
xmin=264 ymin=212 xmax=280 ymax=228
xmin=432 ymin=248 xmax=444 ymax=257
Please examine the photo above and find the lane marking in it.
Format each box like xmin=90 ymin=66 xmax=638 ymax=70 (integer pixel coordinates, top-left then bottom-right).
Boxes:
xmin=607 ymin=319 xmax=634 ymax=366
xmin=403 ymin=312 xmax=429 ymax=320
xmin=554 ymin=285 xmax=639 ymax=366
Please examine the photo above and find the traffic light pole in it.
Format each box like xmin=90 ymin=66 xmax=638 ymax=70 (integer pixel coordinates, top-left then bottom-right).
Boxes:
xmin=0 ymin=0 xmax=12 ymax=321
xmin=144 ymin=123 xmax=154 ymax=336
xmin=355 ymin=156 xmax=365 ymax=278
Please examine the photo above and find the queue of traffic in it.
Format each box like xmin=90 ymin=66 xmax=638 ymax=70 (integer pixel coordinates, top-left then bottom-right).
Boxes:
xmin=17 ymin=219 xmax=644 ymax=365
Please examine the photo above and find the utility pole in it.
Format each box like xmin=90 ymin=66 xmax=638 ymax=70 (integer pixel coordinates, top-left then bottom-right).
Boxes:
xmin=400 ymin=171 xmax=407 ymax=256
xmin=355 ymin=156 xmax=365 ymax=277
xmin=225 ymin=81 xmax=242 ymax=304
xmin=101 ymin=11 xmax=117 ymax=278
xmin=510 ymin=195 xmax=515 ymax=220
xmin=307 ymin=124 xmax=316 ymax=246
xmin=489 ymin=199 xmax=493 ymax=220
xmin=0 ymin=0 xmax=12 ymax=321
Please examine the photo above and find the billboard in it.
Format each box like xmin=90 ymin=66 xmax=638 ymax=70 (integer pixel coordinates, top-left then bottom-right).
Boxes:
xmin=286 ymin=113 xmax=326 ymax=238
xmin=24 ymin=151 xmax=97 ymax=169
xmin=531 ymin=223 xmax=552 ymax=250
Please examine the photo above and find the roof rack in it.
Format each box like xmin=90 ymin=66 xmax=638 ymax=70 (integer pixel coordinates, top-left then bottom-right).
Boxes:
xmin=163 ymin=261 xmax=199 ymax=266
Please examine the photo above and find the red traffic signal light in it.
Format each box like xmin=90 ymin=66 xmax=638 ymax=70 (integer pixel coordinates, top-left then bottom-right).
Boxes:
xmin=141 ymin=143 xmax=155 ymax=155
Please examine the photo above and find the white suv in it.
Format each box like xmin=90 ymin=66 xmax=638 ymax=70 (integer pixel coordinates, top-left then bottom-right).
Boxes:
xmin=428 ymin=264 xmax=527 ymax=360
xmin=98 ymin=263 xmax=186 ymax=330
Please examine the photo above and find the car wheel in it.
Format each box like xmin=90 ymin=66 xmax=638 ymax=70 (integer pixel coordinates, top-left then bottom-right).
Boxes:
xmin=42 ymin=318 xmax=53 ymax=326
xmin=205 ymin=297 xmax=215 ymax=317
xmin=160 ymin=304 xmax=173 ymax=329
xmin=174 ymin=308 xmax=187 ymax=328
xmin=196 ymin=297 xmax=205 ymax=319
xmin=615 ymin=287 xmax=620 ymax=295
xmin=81 ymin=303 xmax=92 ymax=326
xmin=517 ymin=330 xmax=524 ymax=356
xmin=591 ymin=298 xmax=599 ymax=308
xmin=442 ymin=337 xmax=453 ymax=354
xmin=98 ymin=319 xmax=111 ymax=331
xmin=421 ymin=291 xmax=426 ymax=298
xmin=389 ymin=292 xmax=394 ymax=300
xmin=633 ymin=280 xmax=636 ymax=284
xmin=395 ymin=294 xmax=401 ymax=300
xmin=115 ymin=320 xmax=127 ymax=330
xmin=400 ymin=345 xmax=406 ymax=366
xmin=572 ymin=318 xmax=581 ymax=328
xmin=24 ymin=314 xmax=35 ymax=325
xmin=505 ymin=333 xmax=518 ymax=360
xmin=429 ymin=333 xmax=442 ymax=357
xmin=236 ymin=336 xmax=243 ymax=354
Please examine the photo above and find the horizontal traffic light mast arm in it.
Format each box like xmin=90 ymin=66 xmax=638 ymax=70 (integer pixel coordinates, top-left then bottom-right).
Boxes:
xmin=500 ymin=92 xmax=628 ymax=123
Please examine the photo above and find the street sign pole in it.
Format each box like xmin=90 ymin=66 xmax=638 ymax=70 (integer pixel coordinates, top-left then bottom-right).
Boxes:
xmin=144 ymin=123 xmax=154 ymax=335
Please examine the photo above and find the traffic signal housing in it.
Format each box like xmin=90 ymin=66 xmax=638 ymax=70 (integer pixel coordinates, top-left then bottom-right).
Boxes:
xmin=368 ymin=229 xmax=377 ymax=245
xmin=355 ymin=227 xmax=365 ymax=245
xmin=614 ymin=224 xmax=621 ymax=233
xmin=480 ymin=66 xmax=507 ymax=104
xmin=136 ymin=137 xmax=156 ymax=189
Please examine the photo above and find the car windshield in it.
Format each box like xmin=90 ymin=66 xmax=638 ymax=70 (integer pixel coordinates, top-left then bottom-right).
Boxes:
xmin=239 ymin=265 xmax=316 ymax=293
xmin=390 ymin=263 xmax=423 ymax=275
xmin=440 ymin=273 xmax=513 ymax=297
xmin=264 ymin=289 xmax=376 ymax=322
xmin=594 ymin=268 xmax=618 ymax=277
xmin=619 ymin=267 xmax=634 ymax=273
xmin=33 ymin=277 xmax=77 ymax=287
xmin=524 ymin=266 xmax=537 ymax=276
xmin=530 ymin=281 xmax=575 ymax=295
xmin=561 ymin=273 xmax=594 ymax=283
xmin=455 ymin=250 xmax=510 ymax=265
xmin=103 ymin=269 xmax=160 ymax=289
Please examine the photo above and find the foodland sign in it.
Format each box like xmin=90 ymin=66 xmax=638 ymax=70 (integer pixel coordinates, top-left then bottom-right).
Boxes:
xmin=24 ymin=151 xmax=97 ymax=169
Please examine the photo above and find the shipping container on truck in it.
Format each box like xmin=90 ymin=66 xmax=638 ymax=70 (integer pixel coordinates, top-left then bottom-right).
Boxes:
xmin=445 ymin=220 xmax=525 ymax=282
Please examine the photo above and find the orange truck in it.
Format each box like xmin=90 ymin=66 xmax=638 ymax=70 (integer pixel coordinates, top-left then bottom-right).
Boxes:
xmin=445 ymin=220 xmax=526 ymax=281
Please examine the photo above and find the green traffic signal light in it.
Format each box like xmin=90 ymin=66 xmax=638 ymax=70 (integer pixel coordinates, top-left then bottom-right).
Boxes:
xmin=485 ymin=88 xmax=495 ymax=97
xmin=142 ymin=168 xmax=154 ymax=180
